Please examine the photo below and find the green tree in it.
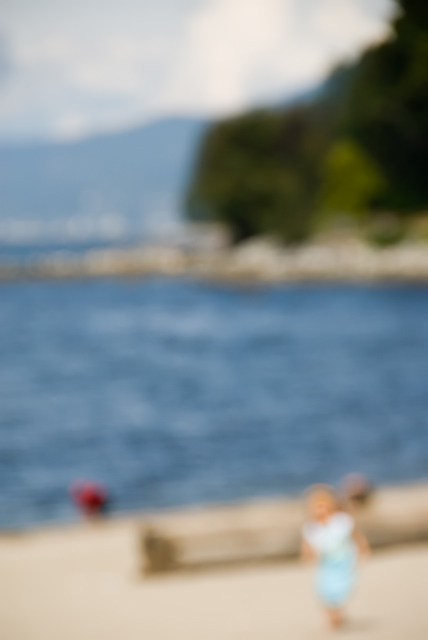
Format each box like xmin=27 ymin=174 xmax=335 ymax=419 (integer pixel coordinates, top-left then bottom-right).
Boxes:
xmin=186 ymin=0 xmax=428 ymax=240
xmin=319 ymin=139 xmax=386 ymax=219
xmin=187 ymin=107 xmax=331 ymax=243
xmin=343 ymin=0 xmax=428 ymax=210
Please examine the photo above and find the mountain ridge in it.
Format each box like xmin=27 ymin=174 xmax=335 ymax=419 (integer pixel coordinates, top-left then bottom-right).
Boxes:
xmin=0 ymin=116 xmax=209 ymax=242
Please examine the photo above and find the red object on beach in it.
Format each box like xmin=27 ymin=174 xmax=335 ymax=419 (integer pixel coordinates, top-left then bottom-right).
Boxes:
xmin=70 ymin=481 xmax=108 ymax=517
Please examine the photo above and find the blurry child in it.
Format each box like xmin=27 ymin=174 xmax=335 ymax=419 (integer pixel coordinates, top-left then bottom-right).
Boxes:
xmin=301 ymin=484 xmax=370 ymax=629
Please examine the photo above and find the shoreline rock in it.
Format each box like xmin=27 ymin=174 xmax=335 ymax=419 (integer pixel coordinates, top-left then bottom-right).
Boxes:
xmin=2 ymin=238 xmax=428 ymax=284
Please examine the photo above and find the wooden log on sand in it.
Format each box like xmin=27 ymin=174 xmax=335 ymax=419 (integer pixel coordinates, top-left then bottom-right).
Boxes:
xmin=139 ymin=484 xmax=428 ymax=576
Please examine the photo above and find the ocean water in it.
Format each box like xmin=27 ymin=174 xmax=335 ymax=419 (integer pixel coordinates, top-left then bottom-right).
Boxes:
xmin=0 ymin=239 xmax=134 ymax=264
xmin=1 ymin=278 xmax=428 ymax=529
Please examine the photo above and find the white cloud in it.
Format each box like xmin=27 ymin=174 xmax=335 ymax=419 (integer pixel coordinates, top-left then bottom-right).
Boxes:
xmin=311 ymin=0 xmax=392 ymax=56
xmin=155 ymin=0 xmax=393 ymax=117
xmin=0 ymin=0 xmax=395 ymax=141
xmin=52 ymin=111 xmax=88 ymax=140
xmin=69 ymin=36 xmax=158 ymax=95
xmin=157 ymin=0 xmax=294 ymax=114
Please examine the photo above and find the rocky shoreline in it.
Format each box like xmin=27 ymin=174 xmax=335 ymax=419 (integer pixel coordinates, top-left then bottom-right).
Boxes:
xmin=3 ymin=237 xmax=428 ymax=284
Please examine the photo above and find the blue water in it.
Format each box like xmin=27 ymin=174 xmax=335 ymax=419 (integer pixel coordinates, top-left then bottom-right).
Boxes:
xmin=0 ymin=240 xmax=134 ymax=264
xmin=1 ymin=278 xmax=428 ymax=529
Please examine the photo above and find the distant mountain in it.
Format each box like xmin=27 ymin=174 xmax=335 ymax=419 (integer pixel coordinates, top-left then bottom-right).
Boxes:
xmin=0 ymin=117 xmax=209 ymax=243
xmin=0 ymin=84 xmax=318 ymax=245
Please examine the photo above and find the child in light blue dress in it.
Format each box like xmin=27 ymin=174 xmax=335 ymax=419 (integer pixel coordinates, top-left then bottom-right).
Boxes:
xmin=301 ymin=485 xmax=369 ymax=629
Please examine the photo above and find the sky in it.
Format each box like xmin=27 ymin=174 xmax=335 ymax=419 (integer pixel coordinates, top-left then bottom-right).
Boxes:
xmin=0 ymin=0 xmax=395 ymax=143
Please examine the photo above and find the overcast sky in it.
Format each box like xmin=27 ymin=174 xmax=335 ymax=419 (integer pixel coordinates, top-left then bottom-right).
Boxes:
xmin=0 ymin=0 xmax=395 ymax=142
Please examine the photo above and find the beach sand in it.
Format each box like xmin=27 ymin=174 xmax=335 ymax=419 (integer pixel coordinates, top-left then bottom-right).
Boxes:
xmin=0 ymin=519 xmax=427 ymax=640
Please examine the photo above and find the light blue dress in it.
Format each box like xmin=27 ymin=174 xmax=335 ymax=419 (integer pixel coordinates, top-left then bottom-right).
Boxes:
xmin=303 ymin=512 xmax=357 ymax=608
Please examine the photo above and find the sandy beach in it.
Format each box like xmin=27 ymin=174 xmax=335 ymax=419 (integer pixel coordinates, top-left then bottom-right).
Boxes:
xmin=1 ymin=518 xmax=427 ymax=640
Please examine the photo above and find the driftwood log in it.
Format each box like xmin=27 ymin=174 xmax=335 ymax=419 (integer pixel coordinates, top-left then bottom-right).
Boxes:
xmin=138 ymin=483 xmax=428 ymax=576
xmin=140 ymin=527 xmax=178 ymax=575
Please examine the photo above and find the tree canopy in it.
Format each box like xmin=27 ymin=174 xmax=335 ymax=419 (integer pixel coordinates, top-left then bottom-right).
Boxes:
xmin=186 ymin=0 xmax=428 ymax=243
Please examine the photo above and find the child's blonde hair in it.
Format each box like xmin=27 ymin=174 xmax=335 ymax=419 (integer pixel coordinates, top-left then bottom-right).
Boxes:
xmin=304 ymin=484 xmax=343 ymax=514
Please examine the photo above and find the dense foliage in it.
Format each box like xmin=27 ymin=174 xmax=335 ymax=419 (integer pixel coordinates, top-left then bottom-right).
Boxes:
xmin=186 ymin=0 xmax=428 ymax=243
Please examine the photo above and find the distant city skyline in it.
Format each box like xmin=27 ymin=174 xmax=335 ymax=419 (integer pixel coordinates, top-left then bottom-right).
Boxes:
xmin=1 ymin=0 xmax=394 ymax=142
